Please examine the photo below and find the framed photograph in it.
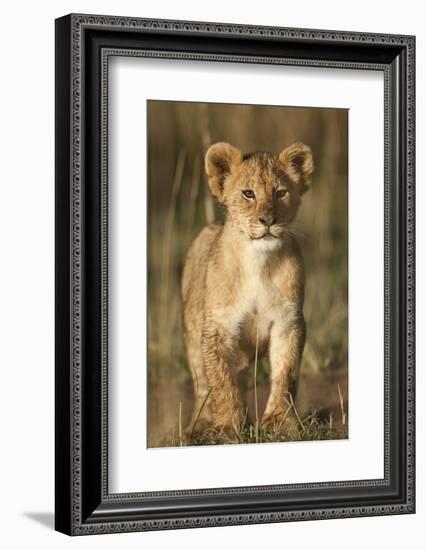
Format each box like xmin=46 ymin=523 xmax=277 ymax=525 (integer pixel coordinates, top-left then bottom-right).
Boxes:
xmin=55 ymin=14 xmax=415 ymax=535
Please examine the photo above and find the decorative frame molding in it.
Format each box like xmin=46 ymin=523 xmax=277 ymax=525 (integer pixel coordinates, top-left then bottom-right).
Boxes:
xmin=55 ymin=13 xmax=415 ymax=535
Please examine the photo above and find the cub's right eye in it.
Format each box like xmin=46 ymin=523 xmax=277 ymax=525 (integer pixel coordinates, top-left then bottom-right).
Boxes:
xmin=242 ymin=190 xmax=255 ymax=199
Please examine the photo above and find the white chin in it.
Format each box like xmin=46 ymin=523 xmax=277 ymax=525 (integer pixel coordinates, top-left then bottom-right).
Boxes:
xmin=250 ymin=236 xmax=282 ymax=251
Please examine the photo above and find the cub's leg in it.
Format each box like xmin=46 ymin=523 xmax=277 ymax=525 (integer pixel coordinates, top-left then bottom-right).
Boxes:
xmin=262 ymin=317 xmax=305 ymax=431
xmin=183 ymin=321 xmax=212 ymax=433
xmin=201 ymin=319 xmax=245 ymax=431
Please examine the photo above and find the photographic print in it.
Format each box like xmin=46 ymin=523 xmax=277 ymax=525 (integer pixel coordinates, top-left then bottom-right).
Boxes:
xmin=147 ymin=100 xmax=348 ymax=448
xmin=56 ymin=15 xmax=415 ymax=534
xmin=56 ymin=16 xmax=415 ymax=534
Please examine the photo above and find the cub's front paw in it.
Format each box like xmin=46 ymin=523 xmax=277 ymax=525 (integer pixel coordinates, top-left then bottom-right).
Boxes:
xmin=262 ymin=409 xmax=301 ymax=439
xmin=212 ymin=408 xmax=245 ymax=434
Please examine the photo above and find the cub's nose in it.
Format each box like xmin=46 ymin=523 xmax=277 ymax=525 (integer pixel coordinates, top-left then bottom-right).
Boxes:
xmin=259 ymin=215 xmax=277 ymax=227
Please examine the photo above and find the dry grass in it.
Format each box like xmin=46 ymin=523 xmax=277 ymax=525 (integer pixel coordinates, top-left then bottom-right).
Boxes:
xmin=161 ymin=409 xmax=348 ymax=448
xmin=147 ymin=100 xmax=348 ymax=447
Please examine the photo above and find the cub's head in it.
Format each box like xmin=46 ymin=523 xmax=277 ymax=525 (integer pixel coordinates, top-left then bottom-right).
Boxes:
xmin=205 ymin=142 xmax=313 ymax=244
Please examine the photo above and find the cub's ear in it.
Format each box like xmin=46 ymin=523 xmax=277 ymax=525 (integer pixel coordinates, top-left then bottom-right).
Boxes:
xmin=205 ymin=142 xmax=242 ymax=202
xmin=279 ymin=143 xmax=314 ymax=194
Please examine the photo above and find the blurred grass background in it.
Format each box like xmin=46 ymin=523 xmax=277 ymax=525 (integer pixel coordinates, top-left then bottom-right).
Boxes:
xmin=147 ymin=100 xmax=348 ymax=447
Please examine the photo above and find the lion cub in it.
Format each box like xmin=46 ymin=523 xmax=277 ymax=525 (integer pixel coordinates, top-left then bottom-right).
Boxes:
xmin=182 ymin=142 xmax=313 ymax=432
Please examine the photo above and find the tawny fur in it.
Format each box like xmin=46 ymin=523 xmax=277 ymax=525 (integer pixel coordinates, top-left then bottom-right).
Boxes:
xmin=182 ymin=142 xmax=314 ymax=432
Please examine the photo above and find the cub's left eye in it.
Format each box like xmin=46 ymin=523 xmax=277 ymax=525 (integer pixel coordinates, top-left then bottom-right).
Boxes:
xmin=276 ymin=189 xmax=288 ymax=199
xmin=242 ymin=190 xmax=255 ymax=199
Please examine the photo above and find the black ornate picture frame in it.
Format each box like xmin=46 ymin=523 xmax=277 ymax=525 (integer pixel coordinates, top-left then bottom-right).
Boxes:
xmin=55 ymin=13 xmax=415 ymax=535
